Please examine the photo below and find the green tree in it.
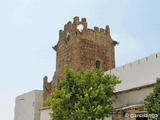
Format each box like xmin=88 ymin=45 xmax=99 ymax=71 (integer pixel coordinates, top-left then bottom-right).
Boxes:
xmin=144 ymin=78 xmax=160 ymax=120
xmin=45 ymin=65 xmax=121 ymax=120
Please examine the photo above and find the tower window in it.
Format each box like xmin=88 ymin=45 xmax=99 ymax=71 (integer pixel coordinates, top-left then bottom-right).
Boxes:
xmin=67 ymin=32 xmax=70 ymax=41
xmin=96 ymin=60 xmax=100 ymax=69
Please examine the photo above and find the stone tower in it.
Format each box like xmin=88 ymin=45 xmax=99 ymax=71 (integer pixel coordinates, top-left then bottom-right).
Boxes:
xmin=43 ymin=16 xmax=118 ymax=102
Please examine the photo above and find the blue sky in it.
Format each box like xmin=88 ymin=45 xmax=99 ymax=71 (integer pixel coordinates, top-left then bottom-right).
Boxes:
xmin=0 ymin=0 xmax=160 ymax=120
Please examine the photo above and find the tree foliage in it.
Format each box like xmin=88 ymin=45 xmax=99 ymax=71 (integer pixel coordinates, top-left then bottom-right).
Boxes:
xmin=45 ymin=65 xmax=121 ymax=120
xmin=144 ymin=78 xmax=160 ymax=120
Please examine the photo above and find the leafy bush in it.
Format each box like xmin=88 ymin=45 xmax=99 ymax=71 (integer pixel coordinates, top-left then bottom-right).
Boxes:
xmin=45 ymin=65 xmax=121 ymax=120
xmin=144 ymin=78 xmax=160 ymax=120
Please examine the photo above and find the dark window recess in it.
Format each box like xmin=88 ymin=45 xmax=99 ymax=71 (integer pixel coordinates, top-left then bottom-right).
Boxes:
xmin=67 ymin=34 xmax=70 ymax=41
xmin=66 ymin=32 xmax=70 ymax=41
xmin=96 ymin=60 xmax=100 ymax=69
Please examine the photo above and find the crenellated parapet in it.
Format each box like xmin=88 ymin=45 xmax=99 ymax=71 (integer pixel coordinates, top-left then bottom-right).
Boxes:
xmin=54 ymin=16 xmax=117 ymax=52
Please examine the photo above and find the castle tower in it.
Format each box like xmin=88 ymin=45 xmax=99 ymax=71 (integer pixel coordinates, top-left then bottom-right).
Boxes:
xmin=43 ymin=17 xmax=118 ymax=102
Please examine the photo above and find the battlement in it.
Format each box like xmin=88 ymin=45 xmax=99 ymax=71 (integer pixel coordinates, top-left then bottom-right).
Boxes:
xmin=60 ymin=16 xmax=111 ymax=34
xmin=56 ymin=16 xmax=117 ymax=48
xmin=107 ymin=53 xmax=160 ymax=74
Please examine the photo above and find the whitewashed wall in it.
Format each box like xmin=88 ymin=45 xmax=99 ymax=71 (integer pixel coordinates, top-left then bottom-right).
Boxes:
xmin=104 ymin=117 xmax=112 ymax=120
xmin=40 ymin=108 xmax=52 ymax=120
xmin=34 ymin=90 xmax=43 ymax=120
xmin=114 ymin=86 xmax=154 ymax=108
xmin=14 ymin=90 xmax=43 ymax=120
xmin=105 ymin=52 xmax=160 ymax=92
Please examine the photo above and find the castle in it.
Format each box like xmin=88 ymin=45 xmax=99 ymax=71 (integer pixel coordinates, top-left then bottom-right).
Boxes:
xmin=14 ymin=17 xmax=160 ymax=120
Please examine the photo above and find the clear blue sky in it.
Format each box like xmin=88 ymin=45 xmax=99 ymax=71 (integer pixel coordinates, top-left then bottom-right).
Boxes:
xmin=0 ymin=0 xmax=160 ymax=120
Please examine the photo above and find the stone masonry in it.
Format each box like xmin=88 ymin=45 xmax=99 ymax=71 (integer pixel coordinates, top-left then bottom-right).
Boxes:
xmin=43 ymin=16 xmax=118 ymax=103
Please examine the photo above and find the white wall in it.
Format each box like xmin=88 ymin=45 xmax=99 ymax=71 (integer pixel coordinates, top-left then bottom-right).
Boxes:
xmin=105 ymin=52 xmax=160 ymax=92
xmin=104 ymin=117 xmax=112 ymax=120
xmin=40 ymin=108 xmax=52 ymax=120
xmin=34 ymin=90 xmax=43 ymax=120
xmin=14 ymin=90 xmax=43 ymax=120
xmin=114 ymin=86 xmax=154 ymax=108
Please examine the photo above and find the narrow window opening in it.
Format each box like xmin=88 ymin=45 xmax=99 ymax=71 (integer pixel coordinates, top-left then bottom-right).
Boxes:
xmin=67 ymin=32 xmax=70 ymax=41
xmin=96 ymin=60 xmax=100 ymax=69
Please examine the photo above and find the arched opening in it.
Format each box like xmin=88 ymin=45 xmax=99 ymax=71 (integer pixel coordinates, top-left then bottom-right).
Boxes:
xmin=96 ymin=60 xmax=100 ymax=69
xmin=77 ymin=24 xmax=84 ymax=32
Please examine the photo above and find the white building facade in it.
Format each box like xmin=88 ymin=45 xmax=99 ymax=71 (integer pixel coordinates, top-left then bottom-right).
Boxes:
xmin=14 ymin=90 xmax=43 ymax=120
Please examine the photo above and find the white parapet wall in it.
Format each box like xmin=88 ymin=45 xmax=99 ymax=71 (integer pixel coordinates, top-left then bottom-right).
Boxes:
xmin=105 ymin=52 xmax=160 ymax=109
xmin=14 ymin=90 xmax=43 ymax=120
xmin=105 ymin=52 xmax=160 ymax=92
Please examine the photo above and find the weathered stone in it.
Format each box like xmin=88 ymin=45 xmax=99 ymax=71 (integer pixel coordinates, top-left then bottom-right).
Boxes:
xmin=43 ymin=17 xmax=118 ymax=103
